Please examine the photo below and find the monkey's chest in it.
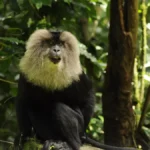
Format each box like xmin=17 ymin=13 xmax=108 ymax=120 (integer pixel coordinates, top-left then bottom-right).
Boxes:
xmin=28 ymin=87 xmax=81 ymax=112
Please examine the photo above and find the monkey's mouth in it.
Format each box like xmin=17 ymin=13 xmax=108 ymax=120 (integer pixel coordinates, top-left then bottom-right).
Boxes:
xmin=50 ymin=57 xmax=61 ymax=64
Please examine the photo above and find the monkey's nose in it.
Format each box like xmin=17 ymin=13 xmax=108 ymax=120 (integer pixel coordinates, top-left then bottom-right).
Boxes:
xmin=52 ymin=45 xmax=61 ymax=53
xmin=53 ymin=48 xmax=60 ymax=53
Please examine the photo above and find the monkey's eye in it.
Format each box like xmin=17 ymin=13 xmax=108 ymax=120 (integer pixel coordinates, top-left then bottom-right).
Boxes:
xmin=48 ymin=40 xmax=64 ymax=46
xmin=49 ymin=40 xmax=55 ymax=46
xmin=59 ymin=41 xmax=65 ymax=46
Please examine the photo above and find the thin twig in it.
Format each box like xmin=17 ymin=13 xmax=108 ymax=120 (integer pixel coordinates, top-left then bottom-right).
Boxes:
xmin=0 ymin=140 xmax=13 ymax=145
xmin=0 ymin=78 xmax=17 ymax=85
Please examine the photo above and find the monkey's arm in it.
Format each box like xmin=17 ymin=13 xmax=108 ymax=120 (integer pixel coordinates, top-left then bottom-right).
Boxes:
xmin=79 ymin=74 xmax=95 ymax=129
xmin=82 ymin=90 xmax=95 ymax=129
xmin=15 ymin=75 xmax=32 ymax=147
xmin=15 ymin=96 xmax=32 ymax=138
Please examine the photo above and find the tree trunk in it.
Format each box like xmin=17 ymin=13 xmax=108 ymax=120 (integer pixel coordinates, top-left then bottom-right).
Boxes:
xmin=102 ymin=0 xmax=138 ymax=147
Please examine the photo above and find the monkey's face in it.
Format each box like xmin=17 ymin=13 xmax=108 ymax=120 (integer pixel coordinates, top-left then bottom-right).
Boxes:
xmin=23 ymin=30 xmax=80 ymax=67
xmin=28 ymin=31 xmax=65 ymax=66
xmin=43 ymin=31 xmax=80 ymax=66
xmin=48 ymin=42 xmax=63 ymax=64
xmin=19 ymin=29 xmax=82 ymax=90
xmin=43 ymin=36 xmax=64 ymax=64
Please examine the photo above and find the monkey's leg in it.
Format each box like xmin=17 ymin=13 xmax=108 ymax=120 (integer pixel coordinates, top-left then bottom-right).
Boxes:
xmin=43 ymin=102 xmax=84 ymax=150
xmin=55 ymin=103 xmax=84 ymax=150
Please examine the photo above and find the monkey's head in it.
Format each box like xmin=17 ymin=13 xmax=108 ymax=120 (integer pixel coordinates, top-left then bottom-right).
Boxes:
xmin=19 ymin=29 xmax=82 ymax=90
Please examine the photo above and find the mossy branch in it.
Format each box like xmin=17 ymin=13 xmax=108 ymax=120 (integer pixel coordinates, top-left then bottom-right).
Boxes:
xmin=139 ymin=0 xmax=147 ymax=102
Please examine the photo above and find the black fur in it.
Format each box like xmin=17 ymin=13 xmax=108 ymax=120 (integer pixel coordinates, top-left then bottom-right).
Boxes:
xmin=15 ymin=73 xmax=95 ymax=150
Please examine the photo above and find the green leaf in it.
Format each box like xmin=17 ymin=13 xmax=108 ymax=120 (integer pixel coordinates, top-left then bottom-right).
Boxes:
xmin=0 ymin=37 xmax=25 ymax=44
xmin=9 ymin=86 xmax=18 ymax=97
xmin=80 ymin=43 xmax=101 ymax=67
xmin=0 ymin=58 xmax=11 ymax=73
xmin=15 ymin=11 xmax=28 ymax=20
xmin=17 ymin=0 xmax=30 ymax=10
xmin=0 ymin=0 xmax=4 ymax=10
xmin=64 ymin=0 xmax=72 ymax=4
xmin=31 ymin=0 xmax=52 ymax=9
xmin=35 ymin=1 xmax=43 ymax=9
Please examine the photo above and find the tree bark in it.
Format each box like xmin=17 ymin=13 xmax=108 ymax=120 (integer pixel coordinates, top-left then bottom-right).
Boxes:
xmin=102 ymin=0 xmax=138 ymax=147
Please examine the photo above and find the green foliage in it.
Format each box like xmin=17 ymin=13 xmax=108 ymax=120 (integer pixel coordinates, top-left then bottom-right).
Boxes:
xmin=0 ymin=0 xmax=150 ymax=149
xmin=30 ymin=0 xmax=52 ymax=9
xmin=23 ymin=139 xmax=42 ymax=150
xmin=135 ymin=2 xmax=150 ymax=144
xmin=0 ymin=0 xmax=109 ymax=148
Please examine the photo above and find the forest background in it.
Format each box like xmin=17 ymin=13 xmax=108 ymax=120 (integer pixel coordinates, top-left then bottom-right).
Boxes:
xmin=0 ymin=0 xmax=150 ymax=149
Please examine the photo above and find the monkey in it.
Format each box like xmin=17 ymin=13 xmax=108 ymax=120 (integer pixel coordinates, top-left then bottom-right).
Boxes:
xmin=14 ymin=29 xmax=95 ymax=150
xmin=14 ymin=29 xmax=137 ymax=150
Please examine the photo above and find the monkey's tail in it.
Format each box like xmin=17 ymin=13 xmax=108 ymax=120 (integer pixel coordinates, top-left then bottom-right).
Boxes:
xmin=81 ymin=136 xmax=137 ymax=150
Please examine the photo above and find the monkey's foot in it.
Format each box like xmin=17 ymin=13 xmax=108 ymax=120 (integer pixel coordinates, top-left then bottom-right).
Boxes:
xmin=42 ymin=140 xmax=73 ymax=150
